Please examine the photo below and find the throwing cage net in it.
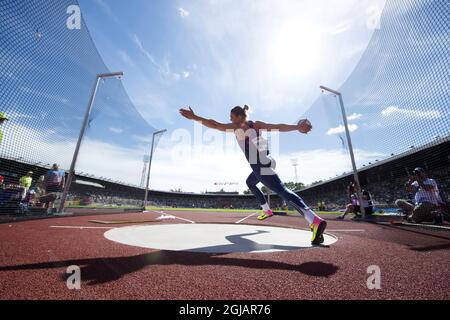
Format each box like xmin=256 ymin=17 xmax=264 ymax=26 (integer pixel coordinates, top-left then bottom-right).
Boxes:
xmin=0 ymin=0 xmax=160 ymax=212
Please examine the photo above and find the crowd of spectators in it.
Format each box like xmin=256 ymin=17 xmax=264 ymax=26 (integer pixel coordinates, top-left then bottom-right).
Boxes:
xmin=1 ymin=158 xmax=448 ymax=220
xmin=301 ymin=168 xmax=449 ymax=212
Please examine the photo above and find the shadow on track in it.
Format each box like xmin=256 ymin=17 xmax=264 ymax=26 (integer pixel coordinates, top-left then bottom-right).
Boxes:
xmin=0 ymin=255 xmax=338 ymax=285
xmin=0 ymin=234 xmax=339 ymax=285
xmin=188 ymin=230 xmax=311 ymax=253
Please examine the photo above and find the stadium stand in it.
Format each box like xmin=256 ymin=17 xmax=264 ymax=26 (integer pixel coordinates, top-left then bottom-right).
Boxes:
xmin=1 ymin=138 xmax=448 ymax=215
xmin=298 ymin=138 xmax=449 ymax=211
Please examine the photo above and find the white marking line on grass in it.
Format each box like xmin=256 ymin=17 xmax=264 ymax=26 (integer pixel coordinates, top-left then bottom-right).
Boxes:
xmin=235 ymin=212 xmax=258 ymax=224
xmin=327 ymin=229 xmax=365 ymax=232
xmin=49 ymin=225 xmax=114 ymax=230
xmin=146 ymin=210 xmax=195 ymax=224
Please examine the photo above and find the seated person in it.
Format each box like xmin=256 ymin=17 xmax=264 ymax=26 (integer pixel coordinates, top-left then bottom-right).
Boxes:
xmin=337 ymin=182 xmax=374 ymax=220
xmin=395 ymin=167 xmax=442 ymax=223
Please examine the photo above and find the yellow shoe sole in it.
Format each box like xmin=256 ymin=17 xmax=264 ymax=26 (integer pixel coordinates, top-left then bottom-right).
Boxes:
xmin=257 ymin=214 xmax=273 ymax=221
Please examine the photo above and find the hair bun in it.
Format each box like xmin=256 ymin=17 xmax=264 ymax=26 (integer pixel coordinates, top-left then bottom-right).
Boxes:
xmin=243 ymin=105 xmax=250 ymax=111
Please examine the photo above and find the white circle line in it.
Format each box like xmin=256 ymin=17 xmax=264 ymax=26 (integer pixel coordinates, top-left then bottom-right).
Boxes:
xmin=104 ymin=223 xmax=338 ymax=253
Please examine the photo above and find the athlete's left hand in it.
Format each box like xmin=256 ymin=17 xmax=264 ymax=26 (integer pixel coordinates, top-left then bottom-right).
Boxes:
xmin=179 ymin=106 xmax=196 ymax=120
xmin=298 ymin=119 xmax=312 ymax=134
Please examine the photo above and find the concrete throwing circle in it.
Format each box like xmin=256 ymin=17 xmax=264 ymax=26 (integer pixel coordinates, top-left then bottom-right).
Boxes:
xmin=104 ymin=223 xmax=337 ymax=253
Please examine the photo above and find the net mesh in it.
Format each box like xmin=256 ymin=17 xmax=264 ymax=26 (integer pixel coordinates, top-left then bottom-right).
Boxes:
xmin=299 ymin=0 xmax=449 ymax=210
xmin=0 ymin=0 xmax=158 ymax=211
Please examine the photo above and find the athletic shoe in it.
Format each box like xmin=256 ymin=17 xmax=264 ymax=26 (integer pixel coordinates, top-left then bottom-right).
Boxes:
xmin=336 ymin=215 xmax=345 ymax=220
xmin=310 ymin=223 xmax=325 ymax=244
xmin=258 ymin=210 xmax=274 ymax=221
xmin=316 ymin=234 xmax=325 ymax=244
xmin=310 ymin=217 xmax=327 ymax=245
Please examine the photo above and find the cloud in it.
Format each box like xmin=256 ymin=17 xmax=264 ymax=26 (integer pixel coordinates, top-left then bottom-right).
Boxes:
xmin=1 ymin=122 xmax=149 ymax=186
xmin=109 ymin=127 xmax=124 ymax=134
xmin=328 ymin=20 xmax=353 ymax=35
xmin=275 ymin=148 xmax=385 ymax=185
xmin=94 ymin=0 xmax=121 ymax=24
xmin=327 ymin=124 xmax=358 ymax=135
xmin=2 ymin=122 xmax=385 ymax=193
xmin=94 ymin=0 xmax=114 ymax=17
xmin=178 ymin=7 xmax=190 ymax=18
xmin=132 ymin=34 xmax=189 ymax=82
xmin=118 ymin=50 xmax=135 ymax=67
xmin=381 ymin=106 xmax=441 ymax=119
xmin=130 ymin=90 xmax=176 ymax=125
xmin=173 ymin=71 xmax=191 ymax=81
xmin=150 ymin=138 xmax=385 ymax=192
xmin=21 ymin=86 xmax=69 ymax=105
xmin=347 ymin=113 xmax=362 ymax=121
xmin=132 ymin=34 xmax=162 ymax=71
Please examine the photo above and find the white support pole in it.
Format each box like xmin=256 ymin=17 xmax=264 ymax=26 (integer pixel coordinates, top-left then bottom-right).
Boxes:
xmin=143 ymin=129 xmax=167 ymax=209
xmin=320 ymin=85 xmax=366 ymax=217
xmin=58 ymin=72 xmax=123 ymax=213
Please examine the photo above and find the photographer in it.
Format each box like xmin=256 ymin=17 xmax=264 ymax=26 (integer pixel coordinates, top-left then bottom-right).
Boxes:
xmin=395 ymin=167 xmax=442 ymax=223
xmin=337 ymin=182 xmax=374 ymax=220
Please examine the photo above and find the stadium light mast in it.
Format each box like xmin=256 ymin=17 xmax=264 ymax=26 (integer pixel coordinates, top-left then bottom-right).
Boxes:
xmin=291 ymin=158 xmax=299 ymax=184
xmin=143 ymin=129 xmax=167 ymax=209
xmin=319 ymin=85 xmax=366 ymax=217
xmin=58 ymin=72 xmax=124 ymax=213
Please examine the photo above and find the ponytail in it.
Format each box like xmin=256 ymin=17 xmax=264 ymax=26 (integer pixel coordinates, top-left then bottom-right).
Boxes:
xmin=231 ymin=105 xmax=250 ymax=118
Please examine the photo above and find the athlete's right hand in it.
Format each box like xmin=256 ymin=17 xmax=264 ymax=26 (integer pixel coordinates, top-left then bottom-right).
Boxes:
xmin=298 ymin=119 xmax=312 ymax=134
xmin=179 ymin=106 xmax=196 ymax=120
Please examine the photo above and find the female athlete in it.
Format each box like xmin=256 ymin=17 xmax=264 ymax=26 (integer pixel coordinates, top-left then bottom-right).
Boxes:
xmin=179 ymin=105 xmax=327 ymax=244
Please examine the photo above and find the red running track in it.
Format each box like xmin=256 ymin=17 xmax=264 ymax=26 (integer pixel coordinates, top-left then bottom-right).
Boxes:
xmin=0 ymin=210 xmax=449 ymax=300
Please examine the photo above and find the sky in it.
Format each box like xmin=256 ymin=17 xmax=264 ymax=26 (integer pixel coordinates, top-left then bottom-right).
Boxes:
xmin=73 ymin=0 xmax=389 ymax=192
xmin=2 ymin=0 xmax=447 ymax=194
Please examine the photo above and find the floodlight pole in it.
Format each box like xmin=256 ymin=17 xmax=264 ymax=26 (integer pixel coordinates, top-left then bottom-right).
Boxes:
xmin=143 ymin=129 xmax=167 ymax=209
xmin=58 ymin=72 xmax=123 ymax=213
xmin=320 ymin=85 xmax=366 ymax=217
xmin=291 ymin=158 xmax=299 ymax=184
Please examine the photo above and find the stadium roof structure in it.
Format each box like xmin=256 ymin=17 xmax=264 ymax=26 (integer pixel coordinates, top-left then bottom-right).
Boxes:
xmin=74 ymin=179 xmax=105 ymax=189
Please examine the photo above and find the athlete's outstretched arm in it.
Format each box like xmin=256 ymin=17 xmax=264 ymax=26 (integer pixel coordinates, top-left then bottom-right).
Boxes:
xmin=179 ymin=107 xmax=236 ymax=132
xmin=254 ymin=120 xmax=312 ymax=134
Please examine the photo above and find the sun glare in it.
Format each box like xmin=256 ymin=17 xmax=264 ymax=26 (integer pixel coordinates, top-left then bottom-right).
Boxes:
xmin=269 ymin=20 xmax=322 ymax=78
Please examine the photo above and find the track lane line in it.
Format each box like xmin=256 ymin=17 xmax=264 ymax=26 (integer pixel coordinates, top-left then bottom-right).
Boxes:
xmin=235 ymin=212 xmax=258 ymax=224
xmin=146 ymin=210 xmax=196 ymax=224
xmin=49 ymin=225 xmax=114 ymax=230
xmin=172 ymin=215 xmax=196 ymax=224
xmin=327 ymin=229 xmax=365 ymax=232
